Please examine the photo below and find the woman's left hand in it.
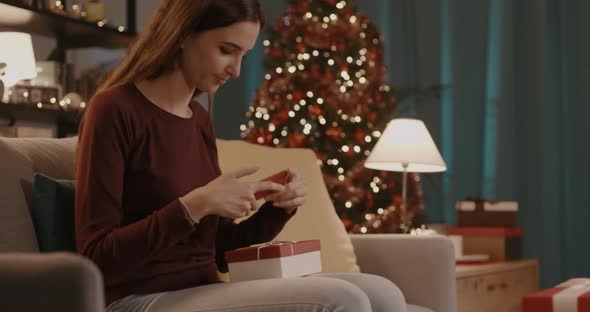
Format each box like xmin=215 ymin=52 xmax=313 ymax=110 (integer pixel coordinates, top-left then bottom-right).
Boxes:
xmin=264 ymin=168 xmax=307 ymax=213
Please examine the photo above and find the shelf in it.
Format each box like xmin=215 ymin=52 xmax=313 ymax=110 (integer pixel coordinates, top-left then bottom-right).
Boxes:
xmin=0 ymin=0 xmax=136 ymax=49
xmin=0 ymin=101 xmax=83 ymax=137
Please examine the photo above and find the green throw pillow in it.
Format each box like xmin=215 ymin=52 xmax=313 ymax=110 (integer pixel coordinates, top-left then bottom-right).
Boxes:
xmin=31 ymin=174 xmax=76 ymax=252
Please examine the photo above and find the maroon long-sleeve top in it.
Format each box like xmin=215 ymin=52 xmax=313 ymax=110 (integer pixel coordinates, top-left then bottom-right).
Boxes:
xmin=75 ymin=83 xmax=295 ymax=305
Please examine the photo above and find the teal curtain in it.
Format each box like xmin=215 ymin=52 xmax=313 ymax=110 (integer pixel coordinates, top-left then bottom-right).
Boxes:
xmin=212 ymin=0 xmax=590 ymax=288
xmin=512 ymin=0 xmax=590 ymax=286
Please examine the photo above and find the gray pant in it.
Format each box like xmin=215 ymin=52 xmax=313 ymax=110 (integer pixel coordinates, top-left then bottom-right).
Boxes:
xmin=106 ymin=272 xmax=407 ymax=312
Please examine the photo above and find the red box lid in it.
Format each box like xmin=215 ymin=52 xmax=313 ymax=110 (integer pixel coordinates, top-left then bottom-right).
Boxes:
xmin=225 ymin=240 xmax=321 ymax=263
xmin=522 ymin=287 xmax=566 ymax=312
xmin=522 ymin=286 xmax=590 ymax=312
xmin=448 ymin=226 xmax=522 ymax=237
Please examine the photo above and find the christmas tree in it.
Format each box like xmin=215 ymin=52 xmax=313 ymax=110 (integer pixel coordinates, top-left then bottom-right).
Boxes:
xmin=241 ymin=0 xmax=424 ymax=233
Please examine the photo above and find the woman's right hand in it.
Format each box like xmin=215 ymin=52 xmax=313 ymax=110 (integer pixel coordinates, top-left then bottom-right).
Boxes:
xmin=180 ymin=166 xmax=285 ymax=220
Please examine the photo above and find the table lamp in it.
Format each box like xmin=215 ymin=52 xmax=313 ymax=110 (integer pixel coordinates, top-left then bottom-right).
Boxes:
xmin=364 ymin=118 xmax=447 ymax=231
xmin=0 ymin=32 xmax=37 ymax=101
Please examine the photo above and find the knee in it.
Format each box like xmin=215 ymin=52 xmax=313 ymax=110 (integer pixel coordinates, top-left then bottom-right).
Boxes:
xmin=355 ymin=273 xmax=406 ymax=312
xmin=369 ymin=274 xmax=404 ymax=298
xmin=305 ymin=277 xmax=372 ymax=312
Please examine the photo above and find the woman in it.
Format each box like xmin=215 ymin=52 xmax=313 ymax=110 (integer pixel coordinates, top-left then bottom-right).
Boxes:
xmin=76 ymin=1 xmax=406 ymax=311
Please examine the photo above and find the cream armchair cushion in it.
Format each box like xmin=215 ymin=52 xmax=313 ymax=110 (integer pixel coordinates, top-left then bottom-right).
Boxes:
xmin=216 ymin=139 xmax=360 ymax=273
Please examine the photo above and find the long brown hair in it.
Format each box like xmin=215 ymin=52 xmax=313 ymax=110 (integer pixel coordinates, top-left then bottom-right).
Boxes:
xmin=96 ymin=0 xmax=265 ymax=94
xmin=76 ymin=0 xmax=264 ymax=164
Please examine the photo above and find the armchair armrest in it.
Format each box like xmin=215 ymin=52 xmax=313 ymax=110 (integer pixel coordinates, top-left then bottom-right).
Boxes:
xmin=0 ymin=252 xmax=105 ymax=312
xmin=349 ymin=234 xmax=456 ymax=312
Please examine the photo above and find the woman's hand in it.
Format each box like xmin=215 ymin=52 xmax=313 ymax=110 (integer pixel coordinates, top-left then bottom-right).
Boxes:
xmin=181 ymin=166 xmax=285 ymax=220
xmin=264 ymin=168 xmax=307 ymax=213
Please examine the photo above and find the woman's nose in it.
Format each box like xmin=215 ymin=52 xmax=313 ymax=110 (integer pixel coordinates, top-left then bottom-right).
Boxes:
xmin=228 ymin=59 xmax=241 ymax=78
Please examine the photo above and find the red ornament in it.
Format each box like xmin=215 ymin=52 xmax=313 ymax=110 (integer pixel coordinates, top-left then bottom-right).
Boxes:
xmin=368 ymin=111 xmax=377 ymax=122
xmin=325 ymin=127 xmax=342 ymax=141
xmin=274 ymin=109 xmax=290 ymax=124
xmin=308 ymin=105 xmax=323 ymax=118
xmin=243 ymin=130 xmax=255 ymax=142
xmin=288 ymin=6 xmax=296 ymax=14
xmin=288 ymin=133 xmax=307 ymax=147
xmin=341 ymin=10 xmax=352 ymax=19
xmin=325 ymin=71 xmax=334 ymax=81
xmin=393 ymin=194 xmax=402 ymax=206
xmin=374 ymin=92 xmax=383 ymax=103
xmin=365 ymin=192 xmax=374 ymax=210
xmin=292 ymin=90 xmax=304 ymax=102
xmin=367 ymin=51 xmax=378 ymax=60
xmin=315 ymin=151 xmax=326 ymax=162
xmin=296 ymin=43 xmax=306 ymax=53
xmin=299 ymin=3 xmax=309 ymax=13
xmin=272 ymin=49 xmax=284 ymax=58
xmin=265 ymin=47 xmax=284 ymax=58
xmin=353 ymin=128 xmax=366 ymax=145
xmin=341 ymin=217 xmax=353 ymax=231
xmin=323 ymin=0 xmax=338 ymax=6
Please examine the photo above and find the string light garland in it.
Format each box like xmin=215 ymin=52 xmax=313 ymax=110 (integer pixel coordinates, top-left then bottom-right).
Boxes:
xmin=46 ymin=0 xmax=127 ymax=32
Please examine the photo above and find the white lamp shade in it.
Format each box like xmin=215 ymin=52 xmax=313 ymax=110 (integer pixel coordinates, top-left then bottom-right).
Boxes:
xmin=364 ymin=118 xmax=447 ymax=173
xmin=0 ymin=32 xmax=37 ymax=87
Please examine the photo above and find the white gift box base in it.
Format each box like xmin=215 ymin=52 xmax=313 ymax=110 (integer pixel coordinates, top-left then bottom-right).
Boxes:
xmin=228 ymin=251 xmax=322 ymax=282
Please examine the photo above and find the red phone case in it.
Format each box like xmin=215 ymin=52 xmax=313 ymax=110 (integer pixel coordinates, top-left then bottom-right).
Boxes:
xmin=254 ymin=170 xmax=290 ymax=200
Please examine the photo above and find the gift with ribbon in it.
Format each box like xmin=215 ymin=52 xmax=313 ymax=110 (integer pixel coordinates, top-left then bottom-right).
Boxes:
xmin=523 ymin=278 xmax=590 ymax=312
xmin=456 ymin=196 xmax=518 ymax=227
xmin=254 ymin=169 xmax=290 ymax=200
xmin=224 ymin=240 xmax=322 ymax=282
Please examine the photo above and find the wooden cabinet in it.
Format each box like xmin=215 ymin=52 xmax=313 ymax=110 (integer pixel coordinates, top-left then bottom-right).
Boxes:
xmin=456 ymin=260 xmax=539 ymax=312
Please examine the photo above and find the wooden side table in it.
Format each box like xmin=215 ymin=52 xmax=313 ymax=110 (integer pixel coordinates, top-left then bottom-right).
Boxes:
xmin=456 ymin=260 xmax=539 ymax=312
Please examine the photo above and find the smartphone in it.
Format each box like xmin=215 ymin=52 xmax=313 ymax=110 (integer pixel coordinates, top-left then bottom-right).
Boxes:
xmin=254 ymin=170 xmax=290 ymax=200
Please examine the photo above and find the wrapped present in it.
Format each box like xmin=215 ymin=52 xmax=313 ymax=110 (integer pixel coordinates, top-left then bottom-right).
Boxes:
xmin=224 ymin=240 xmax=322 ymax=282
xmin=448 ymin=227 xmax=522 ymax=261
xmin=456 ymin=199 xmax=518 ymax=227
xmin=523 ymin=278 xmax=590 ymax=312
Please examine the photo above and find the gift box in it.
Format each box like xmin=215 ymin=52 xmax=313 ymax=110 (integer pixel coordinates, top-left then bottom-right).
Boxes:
xmin=448 ymin=227 xmax=522 ymax=261
xmin=456 ymin=200 xmax=518 ymax=227
xmin=523 ymin=278 xmax=590 ymax=312
xmin=224 ymin=240 xmax=322 ymax=282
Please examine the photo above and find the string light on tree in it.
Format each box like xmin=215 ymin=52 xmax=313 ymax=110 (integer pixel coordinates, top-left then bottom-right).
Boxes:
xmin=242 ymin=0 xmax=424 ymax=233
